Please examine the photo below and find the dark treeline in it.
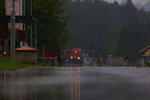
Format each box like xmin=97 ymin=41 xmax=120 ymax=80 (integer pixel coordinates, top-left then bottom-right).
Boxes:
xmin=65 ymin=0 xmax=150 ymax=58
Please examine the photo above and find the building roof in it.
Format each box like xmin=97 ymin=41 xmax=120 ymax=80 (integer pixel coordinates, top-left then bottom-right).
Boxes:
xmin=16 ymin=46 xmax=38 ymax=51
xmin=139 ymin=45 xmax=150 ymax=54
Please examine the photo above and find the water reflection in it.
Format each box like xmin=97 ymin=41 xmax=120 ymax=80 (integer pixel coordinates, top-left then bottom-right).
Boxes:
xmin=1 ymin=67 xmax=150 ymax=100
xmin=0 ymin=68 xmax=82 ymax=100
xmin=70 ymin=67 xmax=80 ymax=100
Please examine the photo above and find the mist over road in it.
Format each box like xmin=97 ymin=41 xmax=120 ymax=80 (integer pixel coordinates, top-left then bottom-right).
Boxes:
xmin=105 ymin=0 xmax=148 ymax=5
xmin=1 ymin=67 xmax=150 ymax=100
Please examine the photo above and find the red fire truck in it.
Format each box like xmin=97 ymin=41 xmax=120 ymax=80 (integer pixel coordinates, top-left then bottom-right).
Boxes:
xmin=70 ymin=48 xmax=83 ymax=65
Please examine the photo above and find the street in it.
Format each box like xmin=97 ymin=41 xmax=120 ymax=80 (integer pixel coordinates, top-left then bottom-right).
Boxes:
xmin=1 ymin=67 xmax=150 ymax=100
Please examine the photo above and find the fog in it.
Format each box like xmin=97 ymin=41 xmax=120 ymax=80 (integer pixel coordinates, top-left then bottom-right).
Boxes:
xmin=72 ymin=0 xmax=149 ymax=6
xmin=2 ymin=67 xmax=150 ymax=100
xmin=105 ymin=0 xmax=149 ymax=5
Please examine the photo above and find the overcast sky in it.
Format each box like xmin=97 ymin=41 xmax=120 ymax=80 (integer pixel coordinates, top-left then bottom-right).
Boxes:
xmin=105 ymin=0 xmax=149 ymax=5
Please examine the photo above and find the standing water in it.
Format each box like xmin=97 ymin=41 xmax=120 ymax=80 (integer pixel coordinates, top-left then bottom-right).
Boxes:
xmin=1 ymin=67 xmax=150 ymax=100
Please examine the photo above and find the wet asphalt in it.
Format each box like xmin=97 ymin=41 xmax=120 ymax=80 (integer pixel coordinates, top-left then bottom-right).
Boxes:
xmin=0 ymin=67 xmax=150 ymax=100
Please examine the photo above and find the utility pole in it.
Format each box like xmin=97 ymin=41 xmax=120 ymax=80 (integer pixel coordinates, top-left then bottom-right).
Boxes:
xmin=10 ymin=0 xmax=16 ymax=59
xmin=30 ymin=0 xmax=33 ymax=47
xmin=23 ymin=0 xmax=25 ymax=15
xmin=23 ymin=0 xmax=26 ymax=31
xmin=42 ymin=45 xmax=45 ymax=64
xmin=34 ymin=19 xmax=37 ymax=48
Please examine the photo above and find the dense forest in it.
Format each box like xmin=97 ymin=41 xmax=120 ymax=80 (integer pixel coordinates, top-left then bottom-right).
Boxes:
xmin=65 ymin=0 xmax=150 ymax=58
xmin=1 ymin=0 xmax=150 ymax=58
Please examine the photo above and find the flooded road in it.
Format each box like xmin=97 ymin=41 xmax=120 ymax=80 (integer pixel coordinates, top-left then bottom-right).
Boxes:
xmin=1 ymin=67 xmax=150 ymax=100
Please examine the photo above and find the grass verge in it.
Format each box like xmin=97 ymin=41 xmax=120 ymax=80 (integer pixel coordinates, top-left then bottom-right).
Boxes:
xmin=0 ymin=57 xmax=53 ymax=71
xmin=0 ymin=57 xmax=25 ymax=71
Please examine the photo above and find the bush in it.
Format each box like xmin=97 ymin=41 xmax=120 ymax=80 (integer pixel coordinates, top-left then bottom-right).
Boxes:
xmin=144 ymin=60 xmax=150 ymax=67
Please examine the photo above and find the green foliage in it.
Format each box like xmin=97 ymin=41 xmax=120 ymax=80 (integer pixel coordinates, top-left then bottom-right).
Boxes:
xmin=26 ymin=0 xmax=69 ymax=53
xmin=0 ymin=0 xmax=69 ymax=53
xmin=33 ymin=0 xmax=69 ymax=52
xmin=65 ymin=0 xmax=150 ymax=57
xmin=0 ymin=0 xmax=5 ymax=14
xmin=144 ymin=60 xmax=150 ymax=67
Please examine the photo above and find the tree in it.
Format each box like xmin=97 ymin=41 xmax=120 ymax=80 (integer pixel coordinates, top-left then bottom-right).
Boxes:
xmin=0 ymin=0 xmax=5 ymax=14
xmin=66 ymin=0 xmax=150 ymax=57
xmin=113 ymin=1 xmax=119 ymax=6
xmin=30 ymin=0 xmax=69 ymax=53
xmin=125 ymin=0 xmax=134 ymax=7
xmin=117 ymin=28 xmax=133 ymax=56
